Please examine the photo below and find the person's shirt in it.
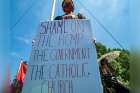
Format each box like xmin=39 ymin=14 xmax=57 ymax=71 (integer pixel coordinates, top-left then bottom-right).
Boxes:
xmin=54 ymin=12 xmax=85 ymax=20
xmin=100 ymin=65 xmax=111 ymax=75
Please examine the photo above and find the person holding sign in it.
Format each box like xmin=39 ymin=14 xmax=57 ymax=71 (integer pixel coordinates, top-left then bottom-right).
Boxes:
xmin=55 ymin=0 xmax=85 ymax=20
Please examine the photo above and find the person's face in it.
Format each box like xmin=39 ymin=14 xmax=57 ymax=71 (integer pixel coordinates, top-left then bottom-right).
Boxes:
xmin=63 ymin=3 xmax=73 ymax=14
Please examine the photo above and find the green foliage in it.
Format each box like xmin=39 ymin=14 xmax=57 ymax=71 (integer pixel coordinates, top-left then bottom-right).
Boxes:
xmin=95 ymin=42 xmax=108 ymax=58
xmin=95 ymin=42 xmax=130 ymax=87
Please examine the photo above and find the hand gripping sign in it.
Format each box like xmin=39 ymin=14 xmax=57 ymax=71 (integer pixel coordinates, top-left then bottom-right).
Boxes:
xmin=22 ymin=19 xmax=103 ymax=93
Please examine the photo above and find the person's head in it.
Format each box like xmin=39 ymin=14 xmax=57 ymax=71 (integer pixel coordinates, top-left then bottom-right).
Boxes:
xmin=100 ymin=58 xmax=108 ymax=67
xmin=62 ymin=0 xmax=74 ymax=14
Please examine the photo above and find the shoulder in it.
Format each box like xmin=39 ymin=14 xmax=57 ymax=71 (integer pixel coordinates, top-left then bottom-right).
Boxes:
xmin=54 ymin=16 xmax=63 ymax=20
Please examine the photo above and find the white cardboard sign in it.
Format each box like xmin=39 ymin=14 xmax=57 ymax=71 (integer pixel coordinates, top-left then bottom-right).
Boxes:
xmin=22 ymin=19 xmax=103 ymax=93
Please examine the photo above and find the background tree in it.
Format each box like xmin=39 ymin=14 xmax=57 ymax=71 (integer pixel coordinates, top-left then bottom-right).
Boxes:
xmin=95 ymin=42 xmax=130 ymax=87
xmin=95 ymin=42 xmax=108 ymax=58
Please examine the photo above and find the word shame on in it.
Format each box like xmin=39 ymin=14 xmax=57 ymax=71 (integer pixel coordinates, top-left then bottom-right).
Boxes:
xmin=40 ymin=20 xmax=86 ymax=35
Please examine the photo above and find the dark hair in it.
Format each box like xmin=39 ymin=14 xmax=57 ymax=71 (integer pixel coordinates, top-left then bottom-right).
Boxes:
xmin=100 ymin=58 xmax=108 ymax=66
xmin=62 ymin=1 xmax=74 ymax=12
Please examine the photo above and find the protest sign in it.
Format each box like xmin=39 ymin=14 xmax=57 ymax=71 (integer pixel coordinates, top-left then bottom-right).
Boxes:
xmin=22 ymin=19 xmax=103 ymax=93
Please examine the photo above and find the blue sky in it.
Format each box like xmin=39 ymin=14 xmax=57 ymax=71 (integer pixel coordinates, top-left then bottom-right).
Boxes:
xmin=0 ymin=0 xmax=140 ymax=88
